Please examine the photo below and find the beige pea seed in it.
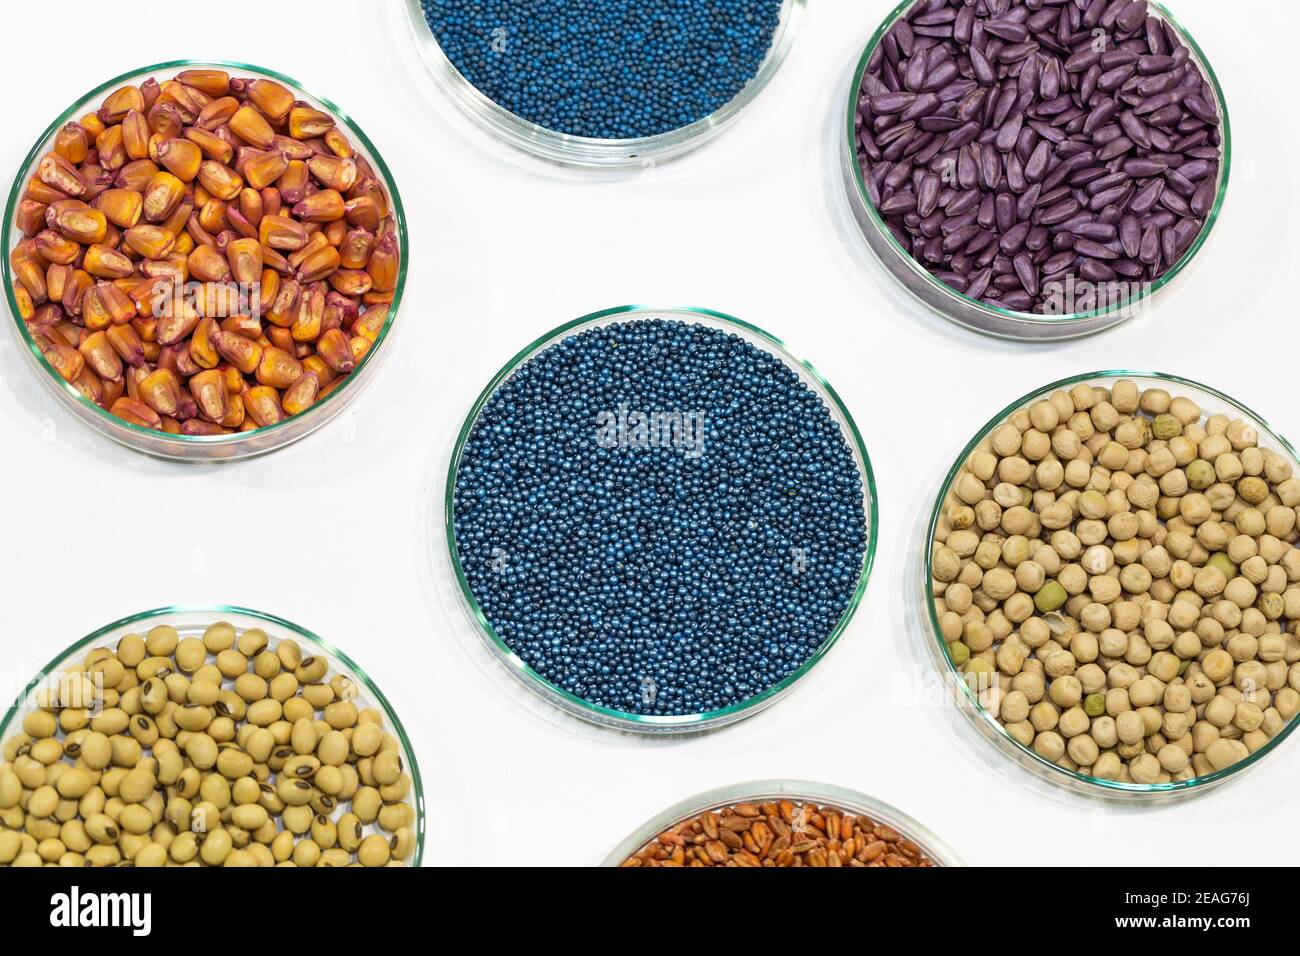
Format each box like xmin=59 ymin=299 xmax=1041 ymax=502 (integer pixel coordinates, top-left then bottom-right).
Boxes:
xmin=1032 ymin=731 xmax=1065 ymax=762
xmin=290 ymin=718 xmax=318 ymax=755
xmin=203 ymin=622 xmax=237 ymax=653
xmin=315 ymin=730 xmax=348 ymax=767
xmin=236 ymin=628 xmax=269 ymax=657
xmin=271 ymin=829 xmax=295 ymax=863
xmin=231 ymin=673 xmax=267 ymax=702
xmin=187 ymin=678 xmax=221 ymax=707
xmin=282 ymin=754 xmax=320 ymax=780
xmin=955 ymin=472 xmax=987 ymax=506
xmin=1116 ymin=710 xmax=1144 ymax=745
xmin=1128 ymin=753 xmax=1161 ymax=784
xmin=185 ymin=733 xmax=218 ymax=770
xmin=216 ymin=748 xmax=254 ymax=780
xmin=352 ymin=787 xmax=381 ymax=823
xmin=282 ymin=696 xmax=313 ymax=724
xmin=336 ymin=812 xmax=363 ymax=853
xmin=174 ymin=638 xmax=207 ymax=674
xmin=55 ymin=768 xmax=93 ymax=800
xmin=28 ymin=785 xmax=59 ymax=818
xmin=253 ymin=651 xmax=281 ymax=681
xmin=116 ymin=634 xmax=146 ymax=668
xmin=144 ymin=625 xmax=179 ymax=658
xmin=313 ymin=766 xmax=344 ymax=797
xmin=30 ymin=738 xmax=64 ymax=765
xmin=231 ymin=804 xmax=269 ymax=830
xmin=311 ymin=813 xmax=338 ymax=848
xmin=1206 ymin=739 xmax=1244 ymax=771
xmin=293 ymin=838 xmax=323 ymax=867
xmin=280 ymin=804 xmax=312 ymax=835
xmin=301 ymin=683 xmax=333 ymax=709
xmin=0 ymin=769 xmax=21 ymax=810
xmin=118 ymin=803 xmax=153 ymax=835
xmin=215 ymin=649 xmax=248 ymax=680
xmin=296 ymin=656 xmax=328 ymax=683
xmin=324 ymin=701 xmax=359 ymax=730
xmin=357 ymin=833 xmax=391 ymax=867
xmin=276 ymin=639 xmax=303 ymax=671
xmin=245 ymin=699 xmax=281 ymax=727
xmin=23 ymin=711 xmax=57 ymax=739
xmin=199 ymin=827 xmax=233 ymax=865
xmin=351 ymin=723 xmax=383 ymax=757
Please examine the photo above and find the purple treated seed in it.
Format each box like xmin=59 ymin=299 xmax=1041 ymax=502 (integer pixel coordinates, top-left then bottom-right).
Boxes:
xmin=918 ymin=175 xmax=942 ymax=217
xmin=1120 ymin=216 xmax=1141 ymax=257
xmin=873 ymin=91 xmax=916 ymax=114
xmin=1074 ymin=238 xmax=1121 ymax=260
xmin=1072 ymin=221 xmax=1118 ymax=242
xmin=1024 ymin=141 xmax=1052 ymax=182
xmin=1013 ymin=253 xmax=1039 ymax=296
xmin=1080 ymin=258 xmax=1117 ymax=282
xmin=855 ymin=0 xmax=1222 ymax=315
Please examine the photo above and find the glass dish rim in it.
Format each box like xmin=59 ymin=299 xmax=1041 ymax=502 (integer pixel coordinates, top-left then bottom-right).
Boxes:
xmin=599 ymin=778 xmax=963 ymax=866
xmin=924 ymin=369 xmax=1300 ymax=796
xmin=0 ymin=603 xmax=426 ymax=867
xmin=843 ymin=0 xmax=1232 ymax=328
xmin=402 ymin=0 xmax=807 ymax=165
xmin=444 ymin=304 xmax=880 ymax=731
xmin=1 ymin=58 xmax=409 ymax=450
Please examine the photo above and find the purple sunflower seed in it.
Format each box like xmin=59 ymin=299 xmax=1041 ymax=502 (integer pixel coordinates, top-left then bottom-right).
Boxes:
xmin=1080 ymin=258 xmax=1117 ymax=282
xmin=1072 ymin=221 xmax=1118 ymax=242
xmin=1189 ymin=179 xmax=1216 ymax=217
xmin=1074 ymin=238 xmax=1121 ymax=260
xmin=995 ymin=193 xmax=1018 ymax=232
xmin=1120 ymin=216 xmax=1142 ymax=257
xmin=965 ymin=266 xmax=993 ymax=299
xmin=1000 ymin=221 xmax=1032 ymax=254
xmin=1024 ymin=141 xmax=1052 ymax=183
xmin=872 ymin=91 xmax=916 ymax=114
xmin=1013 ymin=253 xmax=1040 ymax=296
xmin=996 ymin=110 xmax=1025 ymax=152
xmin=879 ymin=192 xmax=918 ymax=216
xmin=1044 ymin=251 xmax=1077 ymax=274
xmin=917 ymin=175 xmax=941 ymax=217
xmin=985 ymin=18 xmax=1029 ymax=43
xmin=1138 ymin=224 xmax=1161 ymax=264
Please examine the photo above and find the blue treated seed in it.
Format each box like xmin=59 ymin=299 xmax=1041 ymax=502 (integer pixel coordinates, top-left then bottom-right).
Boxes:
xmin=422 ymin=0 xmax=783 ymax=139
xmin=452 ymin=319 xmax=868 ymax=717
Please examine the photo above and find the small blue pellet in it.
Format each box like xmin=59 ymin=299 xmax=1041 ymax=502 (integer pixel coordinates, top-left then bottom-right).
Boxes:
xmin=422 ymin=0 xmax=784 ymax=139
xmin=452 ymin=320 xmax=868 ymax=717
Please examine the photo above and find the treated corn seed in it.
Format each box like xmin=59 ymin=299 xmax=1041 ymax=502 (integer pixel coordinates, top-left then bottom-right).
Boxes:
xmin=13 ymin=66 xmax=400 ymax=438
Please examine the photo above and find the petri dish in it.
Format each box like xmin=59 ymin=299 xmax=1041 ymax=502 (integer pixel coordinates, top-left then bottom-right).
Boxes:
xmin=3 ymin=60 xmax=407 ymax=461
xmin=840 ymin=1 xmax=1230 ymax=340
xmin=398 ymin=0 xmax=806 ymax=168
xmin=0 ymin=605 xmax=425 ymax=865
xmin=923 ymin=372 xmax=1300 ymax=800
xmin=603 ymin=779 xmax=962 ymax=866
xmin=445 ymin=305 xmax=877 ymax=734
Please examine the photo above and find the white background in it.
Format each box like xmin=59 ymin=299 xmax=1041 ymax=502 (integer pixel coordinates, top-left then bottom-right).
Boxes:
xmin=1 ymin=0 xmax=1296 ymax=866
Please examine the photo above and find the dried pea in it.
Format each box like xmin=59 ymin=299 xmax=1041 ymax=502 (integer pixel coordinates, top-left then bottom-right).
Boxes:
xmin=933 ymin=380 xmax=1300 ymax=787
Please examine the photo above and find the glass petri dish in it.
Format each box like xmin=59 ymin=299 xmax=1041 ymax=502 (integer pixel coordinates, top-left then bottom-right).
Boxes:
xmin=602 ymin=779 xmax=962 ymax=866
xmin=445 ymin=305 xmax=878 ymax=734
xmin=2 ymin=60 xmax=408 ymax=461
xmin=840 ymin=1 xmax=1231 ymax=341
xmin=923 ymin=372 xmax=1300 ymax=801
xmin=398 ymin=0 xmax=806 ymax=168
xmin=0 ymin=605 xmax=426 ymax=865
